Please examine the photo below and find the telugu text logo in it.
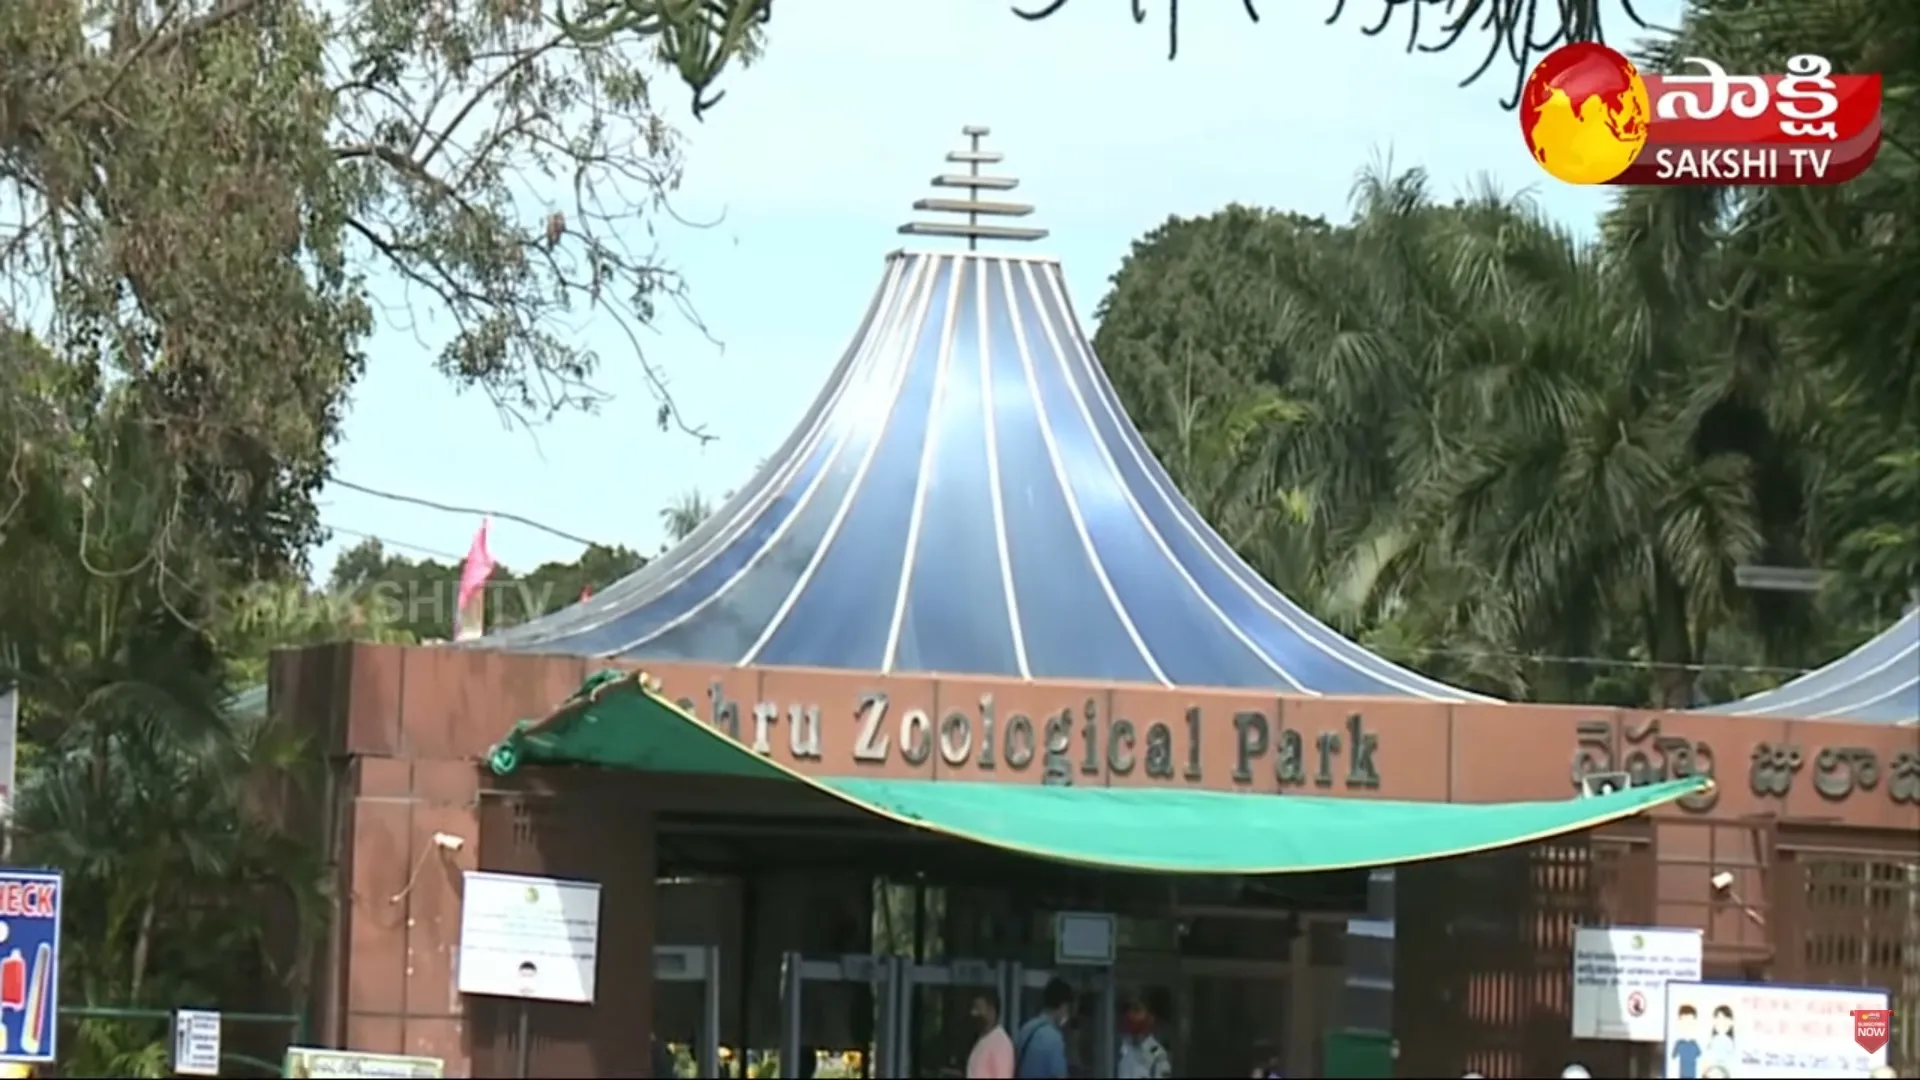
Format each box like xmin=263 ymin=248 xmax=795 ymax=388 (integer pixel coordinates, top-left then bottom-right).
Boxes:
xmin=1521 ymin=46 xmax=1882 ymax=186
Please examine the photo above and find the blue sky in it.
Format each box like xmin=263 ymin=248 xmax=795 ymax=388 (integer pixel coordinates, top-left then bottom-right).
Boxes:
xmin=313 ymin=0 xmax=1679 ymax=578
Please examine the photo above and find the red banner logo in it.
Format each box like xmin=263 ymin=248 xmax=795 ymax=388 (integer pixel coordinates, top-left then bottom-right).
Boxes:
xmin=1522 ymin=45 xmax=1881 ymax=186
xmin=1853 ymin=1009 xmax=1891 ymax=1054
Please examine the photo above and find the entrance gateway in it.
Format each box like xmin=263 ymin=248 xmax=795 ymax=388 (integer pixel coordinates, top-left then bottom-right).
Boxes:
xmin=776 ymin=954 xmax=1119 ymax=1079
xmin=653 ymin=946 xmax=722 ymax=1078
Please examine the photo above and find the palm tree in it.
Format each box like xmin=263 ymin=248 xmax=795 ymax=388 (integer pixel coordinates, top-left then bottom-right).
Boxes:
xmin=1332 ymin=171 xmax=1780 ymax=703
xmin=1120 ymin=165 xmax=1837 ymax=706
xmin=658 ymin=489 xmax=712 ymax=545
xmin=14 ymin=691 xmax=324 ymax=1077
xmin=0 ymin=368 xmax=327 ymax=1076
xmin=1617 ymin=0 xmax=1919 ymax=617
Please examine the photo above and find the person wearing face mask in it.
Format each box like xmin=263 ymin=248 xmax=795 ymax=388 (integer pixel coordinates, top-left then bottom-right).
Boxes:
xmin=1116 ymin=997 xmax=1172 ymax=1080
xmin=966 ymin=988 xmax=1015 ymax=1079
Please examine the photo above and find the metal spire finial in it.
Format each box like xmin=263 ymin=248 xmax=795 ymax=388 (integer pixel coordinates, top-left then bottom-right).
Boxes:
xmin=897 ymin=126 xmax=1048 ymax=250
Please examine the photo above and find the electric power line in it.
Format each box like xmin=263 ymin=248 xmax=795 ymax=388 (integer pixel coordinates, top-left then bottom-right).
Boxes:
xmin=323 ymin=486 xmax=1809 ymax=679
xmin=324 ymin=524 xmax=466 ymax=563
xmin=1368 ymin=644 xmax=1808 ymax=678
xmin=331 ymin=477 xmax=606 ymax=548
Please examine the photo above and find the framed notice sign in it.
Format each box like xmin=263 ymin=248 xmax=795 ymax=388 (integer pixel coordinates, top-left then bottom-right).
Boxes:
xmin=1661 ymin=980 xmax=1889 ymax=1078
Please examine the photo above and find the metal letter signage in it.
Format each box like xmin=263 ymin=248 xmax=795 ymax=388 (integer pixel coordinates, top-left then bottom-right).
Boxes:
xmin=1748 ymin=742 xmax=1917 ymax=804
xmin=1232 ymin=709 xmax=1380 ymax=791
xmin=1891 ymin=750 xmax=1920 ymax=805
xmin=693 ymin=688 xmax=1386 ymax=791
xmin=1570 ymin=716 xmax=1718 ymax=811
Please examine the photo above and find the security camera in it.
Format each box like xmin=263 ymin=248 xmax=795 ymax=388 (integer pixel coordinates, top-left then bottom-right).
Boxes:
xmin=1710 ymin=871 xmax=1735 ymax=893
xmin=432 ymin=832 xmax=466 ymax=852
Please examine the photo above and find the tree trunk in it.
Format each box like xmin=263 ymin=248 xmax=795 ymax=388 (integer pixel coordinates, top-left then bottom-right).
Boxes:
xmin=1646 ymin=560 xmax=1699 ymax=708
xmin=129 ymin=895 xmax=156 ymax=1001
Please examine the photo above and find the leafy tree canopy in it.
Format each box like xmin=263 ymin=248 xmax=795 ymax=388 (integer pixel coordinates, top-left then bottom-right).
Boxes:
xmin=0 ymin=1 xmax=753 ymax=1067
xmin=1011 ymin=0 xmax=1652 ymax=106
xmin=213 ymin=535 xmax=650 ymax=660
xmin=1091 ymin=0 xmax=1918 ymax=707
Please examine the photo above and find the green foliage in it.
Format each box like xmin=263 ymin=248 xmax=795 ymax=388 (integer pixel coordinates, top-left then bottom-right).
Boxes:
xmin=331 ymin=0 xmax=726 ymax=430
xmin=555 ymin=0 xmax=769 ymax=117
xmin=658 ymin=488 xmax=713 ymax=545
xmin=311 ymin=536 xmax=648 ymax=643
xmin=1012 ymin=0 xmax=1645 ymax=106
xmin=1091 ymin=3 xmax=1919 ymax=706
xmin=0 ymin=0 xmax=752 ymax=1070
xmin=14 ymin=697 xmax=322 ymax=1076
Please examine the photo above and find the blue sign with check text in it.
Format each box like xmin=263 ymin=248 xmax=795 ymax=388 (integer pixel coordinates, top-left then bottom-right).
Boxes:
xmin=0 ymin=869 xmax=61 ymax=1064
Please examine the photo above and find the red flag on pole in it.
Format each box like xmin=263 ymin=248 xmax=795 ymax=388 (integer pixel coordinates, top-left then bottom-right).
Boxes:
xmin=454 ymin=518 xmax=495 ymax=640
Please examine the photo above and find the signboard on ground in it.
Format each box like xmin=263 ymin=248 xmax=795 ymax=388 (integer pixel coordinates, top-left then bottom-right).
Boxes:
xmin=282 ymin=1047 xmax=446 ymax=1078
xmin=1661 ymin=980 xmax=1890 ymax=1078
xmin=1571 ymin=926 xmax=1703 ymax=1041
xmin=172 ymin=1009 xmax=222 ymax=1076
xmin=0 ymin=869 xmax=60 ymax=1064
xmin=456 ymin=870 xmax=602 ymax=1004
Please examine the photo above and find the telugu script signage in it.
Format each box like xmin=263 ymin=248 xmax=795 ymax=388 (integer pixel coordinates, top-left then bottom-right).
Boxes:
xmin=1660 ymin=980 xmax=1890 ymax=1078
xmin=1521 ymin=44 xmax=1882 ymax=188
xmin=1570 ymin=715 xmax=1719 ymax=812
xmin=1570 ymin=716 xmax=1920 ymax=812
xmin=1571 ymin=926 xmax=1704 ymax=1042
xmin=684 ymin=683 xmax=1384 ymax=791
xmin=1750 ymin=742 xmax=1920 ymax=805
xmin=1631 ymin=54 xmax=1882 ymax=186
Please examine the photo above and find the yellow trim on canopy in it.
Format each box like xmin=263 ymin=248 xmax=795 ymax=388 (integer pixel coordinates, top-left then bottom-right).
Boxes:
xmin=488 ymin=669 xmax=1711 ymax=875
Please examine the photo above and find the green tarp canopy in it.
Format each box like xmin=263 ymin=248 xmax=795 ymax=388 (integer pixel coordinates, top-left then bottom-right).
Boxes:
xmin=489 ymin=671 xmax=1709 ymax=875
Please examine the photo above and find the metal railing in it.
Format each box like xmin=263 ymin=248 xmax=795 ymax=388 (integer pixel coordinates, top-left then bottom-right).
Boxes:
xmin=56 ymin=1004 xmax=304 ymax=1077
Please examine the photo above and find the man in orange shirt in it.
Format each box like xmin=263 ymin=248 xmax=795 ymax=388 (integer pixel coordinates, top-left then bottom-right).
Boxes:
xmin=966 ymin=988 xmax=1015 ymax=1079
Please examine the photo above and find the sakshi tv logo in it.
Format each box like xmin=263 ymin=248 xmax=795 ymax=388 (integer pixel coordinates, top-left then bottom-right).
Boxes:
xmin=1520 ymin=43 xmax=1883 ymax=186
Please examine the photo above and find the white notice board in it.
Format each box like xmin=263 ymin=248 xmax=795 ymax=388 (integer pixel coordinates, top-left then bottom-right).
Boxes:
xmin=1571 ymin=926 xmax=1703 ymax=1041
xmin=283 ymin=1047 xmax=446 ymax=1077
xmin=1053 ymin=911 xmax=1116 ymax=966
xmin=1661 ymin=980 xmax=1890 ymax=1078
xmin=457 ymin=871 xmax=602 ymax=1004
xmin=172 ymin=1009 xmax=222 ymax=1076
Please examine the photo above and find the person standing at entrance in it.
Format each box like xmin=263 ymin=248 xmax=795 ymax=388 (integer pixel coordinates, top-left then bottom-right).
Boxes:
xmin=967 ymin=989 xmax=1015 ymax=1079
xmin=1013 ymin=977 xmax=1075 ymax=1079
xmin=1116 ymin=998 xmax=1171 ymax=1079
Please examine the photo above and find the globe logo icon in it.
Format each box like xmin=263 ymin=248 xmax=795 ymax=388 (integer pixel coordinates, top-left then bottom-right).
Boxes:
xmin=1521 ymin=42 xmax=1652 ymax=185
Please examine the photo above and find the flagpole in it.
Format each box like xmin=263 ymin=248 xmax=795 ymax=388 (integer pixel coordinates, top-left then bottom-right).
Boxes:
xmin=454 ymin=517 xmax=496 ymax=642
xmin=0 ymin=685 xmax=17 ymax=862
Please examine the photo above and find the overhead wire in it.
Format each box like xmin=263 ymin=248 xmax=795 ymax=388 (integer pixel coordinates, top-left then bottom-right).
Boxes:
xmin=321 ymin=490 xmax=1809 ymax=678
xmin=315 ymin=519 xmax=1814 ymax=678
xmin=1366 ymin=643 xmax=1809 ymax=677
xmin=329 ymin=477 xmax=609 ymax=548
xmin=323 ymin=524 xmax=468 ymax=563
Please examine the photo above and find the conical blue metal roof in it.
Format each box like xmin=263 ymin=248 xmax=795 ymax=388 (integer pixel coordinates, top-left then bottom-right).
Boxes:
xmin=482 ymin=247 xmax=1487 ymax=700
xmin=1693 ymin=610 xmax=1919 ymax=724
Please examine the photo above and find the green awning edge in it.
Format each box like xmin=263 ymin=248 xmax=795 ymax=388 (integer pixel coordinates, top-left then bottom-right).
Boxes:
xmin=488 ymin=668 xmax=792 ymax=781
xmin=487 ymin=670 xmax=1715 ymax=875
